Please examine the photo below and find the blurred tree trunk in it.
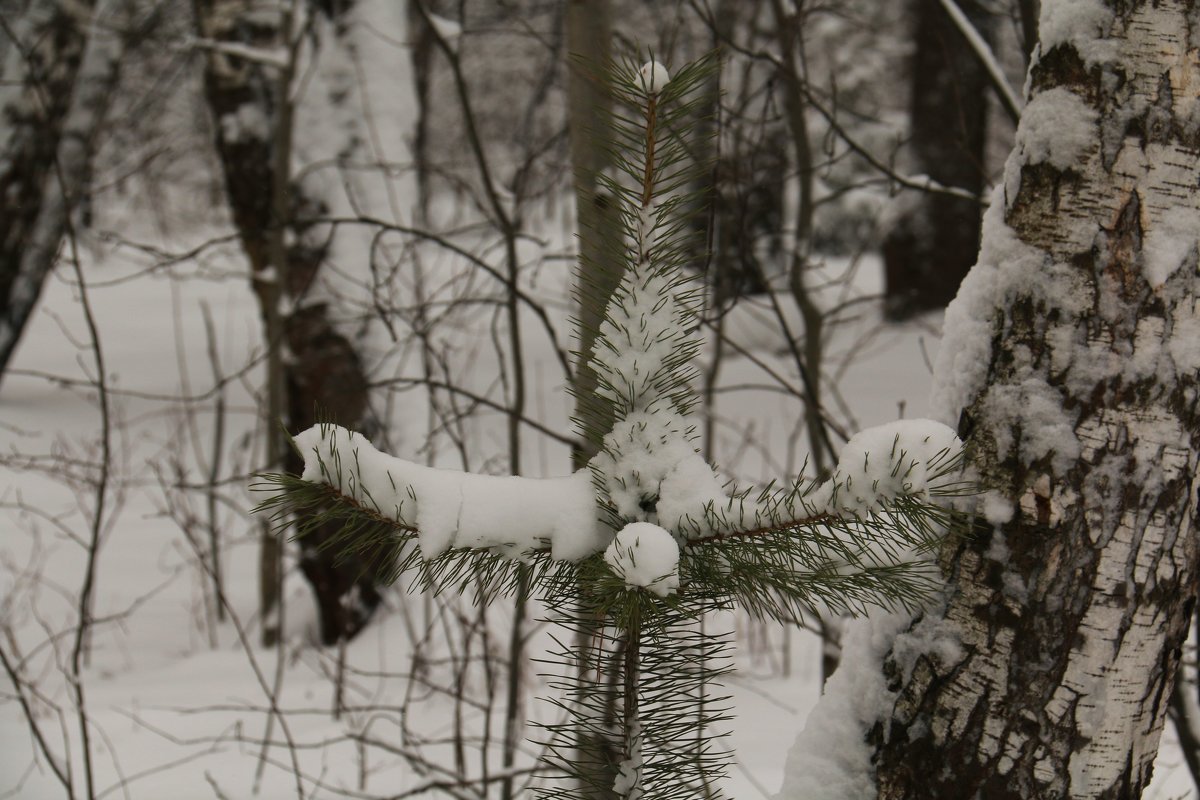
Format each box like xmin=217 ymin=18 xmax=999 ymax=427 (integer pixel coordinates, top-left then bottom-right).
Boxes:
xmin=869 ymin=0 xmax=1200 ymax=796
xmin=0 ymin=1 xmax=122 ymax=387
xmin=1016 ymin=0 xmax=1039 ymax=61
xmin=882 ymin=0 xmax=990 ymax=320
xmin=407 ymin=0 xmax=444 ymax=219
xmin=567 ymin=0 xmax=620 ymax=468
xmin=565 ymin=5 xmax=623 ymax=798
xmin=192 ymin=0 xmax=378 ymax=647
xmin=704 ymin=0 xmax=774 ymax=303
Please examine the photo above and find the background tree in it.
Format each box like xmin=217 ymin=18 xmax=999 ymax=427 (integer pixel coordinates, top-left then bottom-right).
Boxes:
xmin=781 ymin=0 xmax=1200 ymax=796
xmin=0 ymin=0 xmax=128 ymax=385
xmin=881 ymin=0 xmax=996 ymax=320
xmin=191 ymin=0 xmax=380 ymax=646
xmin=566 ymin=0 xmax=620 ymax=467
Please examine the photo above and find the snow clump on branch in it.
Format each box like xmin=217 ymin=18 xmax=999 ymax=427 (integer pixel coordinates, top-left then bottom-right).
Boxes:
xmin=604 ymin=522 xmax=680 ymax=597
xmin=815 ymin=419 xmax=964 ymax=517
xmin=292 ymin=425 xmax=606 ymax=561
xmin=291 ymin=418 xmax=962 ymax=571
xmin=638 ymin=60 xmax=670 ymax=94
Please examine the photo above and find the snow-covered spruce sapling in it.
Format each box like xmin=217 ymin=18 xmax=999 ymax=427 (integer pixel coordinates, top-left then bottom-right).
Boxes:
xmin=256 ymin=55 xmax=973 ymax=798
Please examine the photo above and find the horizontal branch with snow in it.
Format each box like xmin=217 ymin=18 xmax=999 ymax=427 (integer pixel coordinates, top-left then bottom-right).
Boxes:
xmin=257 ymin=418 xmax=973 ymax=617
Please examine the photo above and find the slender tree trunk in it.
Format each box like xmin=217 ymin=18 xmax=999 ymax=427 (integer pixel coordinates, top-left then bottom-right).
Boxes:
xmin=564 ymin=5 xmax=622 ymax=796
xmin=769 ymin=0 xmax=852 ymax=683
xmin=0 ymin=1 xmax=121 ymax=387
xmin=867 ymin=1 xmax=1200 ymax=796
xmin=406 ymin=0 xmax=443 ymax=219
xmin=770 ymin=0 xmax=832 ymax=482
xmin=882 ymin=0 xmax=991 ymax=320
xmin=567 ymin=0 xmax=619 ymax=467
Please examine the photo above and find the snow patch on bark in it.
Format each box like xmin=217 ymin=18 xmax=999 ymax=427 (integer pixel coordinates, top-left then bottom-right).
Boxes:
xmin=1014 ymin=88 xmax=1098 ymax=171
xmin=1168 ymin=300 xmax=1200 ymax=374
xmin=982 ymin=491 xmax=1015 ymax=525
xmin=776 ymin=608 xmax=963 ymax=800
xmin=775 ymin=612 xmax=910 ymax=800
xmin=931 ymin=186 xmax=1042 ymax=425
xmin=980 ymin=379 xmax=1081 ymax=473
xmin=219 ymin=103 xmax=270 ymax=143
xmin=1038 ymin=0 xmax=1116 ymax=64
xmin=891 ymin=614 xmax=965 ymax=683
xmin=932 ymin=177 xmax=1094 ymax=441
xmin=1143 ymin=205 xmax=1200 ymax=288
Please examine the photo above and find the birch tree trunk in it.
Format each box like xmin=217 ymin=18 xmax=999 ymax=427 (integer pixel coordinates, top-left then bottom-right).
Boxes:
xmin=193 ymin=0 xmax=378 ymax=646
xmin=780 ymin=0 xmax=1200 ymax=797
xmin=0 ymin=0 xmax=122 ymax=385
xmin=872 ymin=0 xmax=1200 ymax=796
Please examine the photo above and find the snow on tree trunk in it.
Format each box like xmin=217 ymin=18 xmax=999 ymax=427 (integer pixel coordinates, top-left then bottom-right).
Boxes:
xmin=779 ymin=0 xmax=1200 ymax=798
xmin=0 ymin=0 xmax=119 ymax=385
xmin=195 ymin=0 xmax=400 ymax=645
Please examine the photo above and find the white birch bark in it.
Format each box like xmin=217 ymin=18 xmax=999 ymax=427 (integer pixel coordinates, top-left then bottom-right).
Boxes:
xmin=0 ymin=0 xmax=124 ymax=382
xmin=194 ymin=0 xmax=402 ymax=645
xmin=779 ymin=1 xmax=1200 ymax=797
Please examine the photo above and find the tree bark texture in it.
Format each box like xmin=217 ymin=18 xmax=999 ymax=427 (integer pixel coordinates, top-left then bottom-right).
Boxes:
xmin=873 ymin=1 xmax=1200 ymax=797
xmin=193 ymin=0 xmax=378 ymax=646
xmin=0 ymin=1 xmax=111 ymax=384
xmin=882 ymin=0 xmax=991 ymax=320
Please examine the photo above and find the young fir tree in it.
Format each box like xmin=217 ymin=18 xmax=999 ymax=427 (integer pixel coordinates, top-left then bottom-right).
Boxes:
xmin=257 ymin=55 xmax=972 ymax=798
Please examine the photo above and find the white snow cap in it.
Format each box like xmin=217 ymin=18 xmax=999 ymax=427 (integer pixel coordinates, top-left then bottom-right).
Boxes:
xmin=820 ymin=419 xmax=963 ymax=517
xmin=1038 ymin=0 xmax=1115 ymax=66
xmin=426 ymin=12 xmax=462 ymax=47
xmin=638 ymin=61 xmax=671 ymax=94
xmin=604 ymin=522 xmax=680 ymax=597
